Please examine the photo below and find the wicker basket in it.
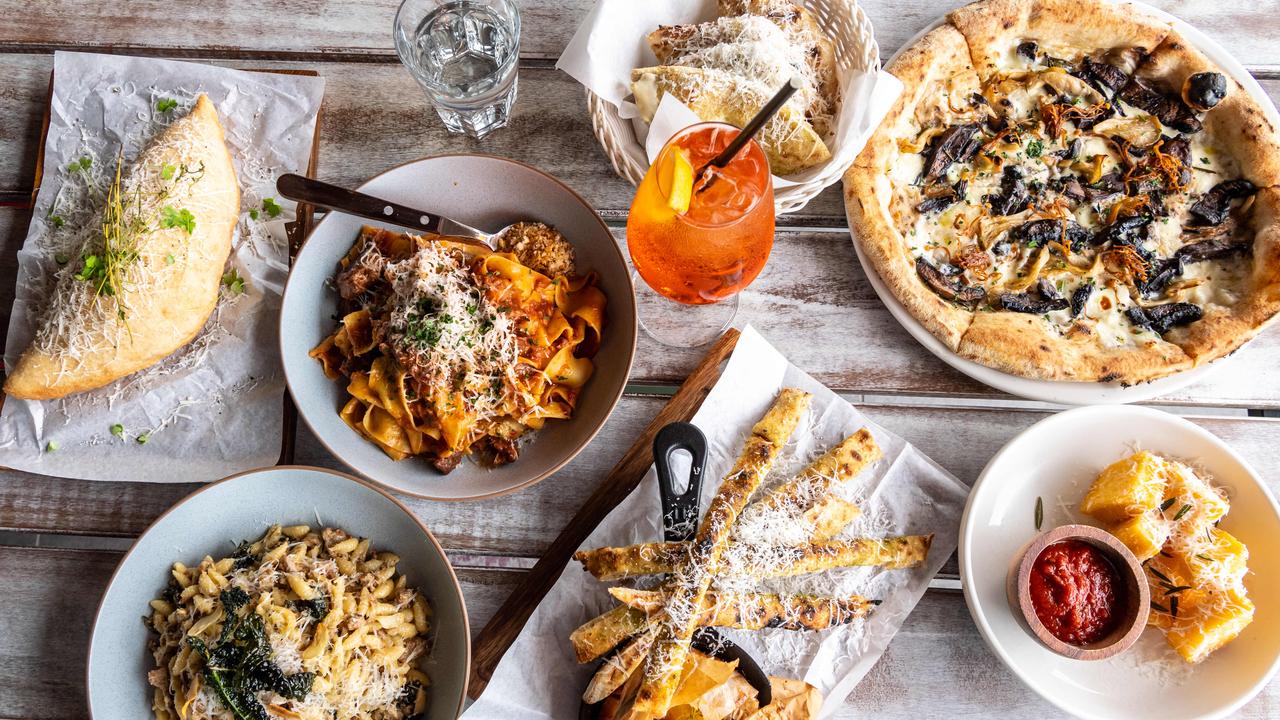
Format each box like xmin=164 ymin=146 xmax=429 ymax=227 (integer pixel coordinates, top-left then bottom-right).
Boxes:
xmin=586 ymin=0 xmax=881 ymax=215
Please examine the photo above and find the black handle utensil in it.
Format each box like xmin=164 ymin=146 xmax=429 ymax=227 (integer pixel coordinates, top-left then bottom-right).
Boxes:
xmin=652 ymin=422 xmax=773 ymax=707
xmin=276 ymin=173 xmax=495 ymax=248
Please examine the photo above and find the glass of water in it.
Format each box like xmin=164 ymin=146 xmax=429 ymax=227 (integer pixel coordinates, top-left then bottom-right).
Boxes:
xmin=394 ymin=0 xmax=521 ymax=139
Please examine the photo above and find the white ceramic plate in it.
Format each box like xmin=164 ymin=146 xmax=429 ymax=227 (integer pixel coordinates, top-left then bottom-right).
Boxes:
xmin=849 ymin=3 xmax=1280 ymax=404
xmin=86 ymin=465 xmax=470 ymax=720
xmin=281 ymin=154 xmax=637 ymax=500
xmin=959 ymin=406 xmax=1280 ymax=720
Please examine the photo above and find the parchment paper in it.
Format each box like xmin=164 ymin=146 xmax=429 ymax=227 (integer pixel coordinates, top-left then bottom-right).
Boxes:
xmin=463 ymin=326 xmax=968 ymax=719
xmin=555 ymin=0 xmax=903 ymax=189
xmin=0 ymin=52 xmax=324 ymax=482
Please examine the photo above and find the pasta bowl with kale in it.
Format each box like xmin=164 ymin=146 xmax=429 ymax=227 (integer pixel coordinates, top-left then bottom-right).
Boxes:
xmin=86 ymin=466 xmax=470 ymax=720
xmin=281 ymin=155 xmax=637 ymax=500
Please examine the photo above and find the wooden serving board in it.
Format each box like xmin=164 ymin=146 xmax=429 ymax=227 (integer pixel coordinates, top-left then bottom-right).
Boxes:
xmin=5 ymin=66 xmax=324 ymax=467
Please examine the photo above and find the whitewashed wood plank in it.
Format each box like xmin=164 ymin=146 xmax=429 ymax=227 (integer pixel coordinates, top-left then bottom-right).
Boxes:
xmin=8 ymin=394 xmax=1278 ymax=554
xmin=1 ymin=545 xmax=1275 ymax=720
xmin=1 ymin=0 xmax=1278 ymax=69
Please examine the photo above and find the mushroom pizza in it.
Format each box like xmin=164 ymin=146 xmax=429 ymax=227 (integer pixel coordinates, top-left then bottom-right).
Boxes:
xmin=845 ymin=0 xmax=1280 ymax=383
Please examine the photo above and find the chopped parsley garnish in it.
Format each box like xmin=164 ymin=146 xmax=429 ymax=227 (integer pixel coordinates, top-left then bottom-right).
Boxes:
xmin=45 ymin=441 xmax=58 ymax=453
xmin=1025 ymin=139 xmax=1044 ymax=158
xmin=156 ymin=98 xmax=178 ymax=113
xmin=261 ymin=197 xmax=283 ymax=218
xmin=165 ymin=253 xmax=176 ymax=265
xmin=222 ymin=269 xmax=247 ymax=295
xmin=161 ymin=206 xmax=196 ymax=235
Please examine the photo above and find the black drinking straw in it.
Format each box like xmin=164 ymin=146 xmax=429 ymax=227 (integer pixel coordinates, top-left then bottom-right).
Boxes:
xmin=694 ymin=76 xmax=803 ymax=193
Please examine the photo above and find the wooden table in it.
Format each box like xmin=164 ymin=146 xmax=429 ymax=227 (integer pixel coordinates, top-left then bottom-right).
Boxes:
xmin=1 ymin=2 xmax=1278 ymax=718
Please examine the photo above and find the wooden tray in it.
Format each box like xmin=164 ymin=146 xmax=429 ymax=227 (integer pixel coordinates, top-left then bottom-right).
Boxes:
xmin=9 ymin=66 xmax=324 ymax=466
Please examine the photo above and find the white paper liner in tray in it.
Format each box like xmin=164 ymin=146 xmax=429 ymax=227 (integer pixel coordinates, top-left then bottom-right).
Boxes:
xmin=0 ymin=52 xmax=324 ymax=483
xmin=463 ymin=326 xmax=968 ymax=719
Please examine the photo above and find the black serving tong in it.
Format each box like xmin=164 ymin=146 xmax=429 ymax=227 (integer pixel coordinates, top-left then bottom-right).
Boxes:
xmin=579 ymin=423 xmax=772 ymax=717
xmin=653 ymin=422 xmax=773 ymax=707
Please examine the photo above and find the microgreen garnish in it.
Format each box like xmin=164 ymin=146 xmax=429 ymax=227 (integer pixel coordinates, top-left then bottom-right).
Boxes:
xmin=54 ymin=253 xmax=69 ymax=265
xmin=160 ymin=163 xmax=177 ymax=181
xmin=1034 ymin=496 xmax=1044 ymax=530
xmin=222 ymin=269 xmax=247 ymax=295
xmin=161 ymin=206 xmax=196 ymax=235
xmin=261 ymin=197 xmax=282 ymax=218
xmin=1173 ymin=503 xmax=1193 ymax=522
xmin=165 ymin=253 xmax=175 ymax=265
xmin=49 ymin=215 xmax=65 ymax=228
xmin=110 ymin=423 xmax=124 ymax=438
xmin=248 ymin=208 xmax=259 ymax=221
xmin=45 ymin=441 xmax=58 ymax=453
xmin=68 ymin=156 xmax=92 ymax=173
xmin=136 ymin=432 xmax=151 ymax=445
xmin=156 ymin=98 xmax=178 ymax=113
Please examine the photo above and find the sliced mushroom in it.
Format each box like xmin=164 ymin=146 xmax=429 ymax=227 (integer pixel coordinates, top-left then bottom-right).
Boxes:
xmin=984 ymin=166 xmax=1030 ymax=216
xmin=1011 ymin=218 xmax=1094 ymax=250
xmin=1000 ymin=290 xmax=1069 ymax=314
xmin=1070 ymin=283 xmax=1093 ymax=317
xmin=1092 ymin=116 xmax=1162 ymax=147
xmin=1188 ymin=179 xmax=1257 ymax=226
xmin=1118 ymin=77 xmax=1202 ymax=133
xmin=1075 ymin=56 xmax=1129 ymax=95
xmin=1176 ymin=235 xmax=1250 ymax=262
xmin=1126 ymin=302 xmax=1203 ymax=334
xmin=1017 ymin=41 xmax=1038 ymax=62
xmin=1182 ymin=72 xmax=1228 ymax=112
xmin=922 ymin=124 xmax=982 ymax=181
xmin=915 ymin=257 xmax=987 ymax=307
xmin=1137 ymin=256 xmax=1185 ymax=298
xmin=1099 ymin=214 xmax=1152 ymax=248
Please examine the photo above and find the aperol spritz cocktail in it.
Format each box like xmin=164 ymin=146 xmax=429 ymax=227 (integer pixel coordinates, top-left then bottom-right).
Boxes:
xmin=626 ymin=122 xmax=775 ymax=345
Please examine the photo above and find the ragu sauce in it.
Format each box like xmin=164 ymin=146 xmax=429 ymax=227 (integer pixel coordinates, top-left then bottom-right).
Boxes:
xmin=1029 ymin=539 xmax=1124 ymax=645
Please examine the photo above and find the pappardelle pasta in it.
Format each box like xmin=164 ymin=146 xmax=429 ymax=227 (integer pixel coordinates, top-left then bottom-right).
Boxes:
xmin=310 ymin=225 xmax=607 ymax=473
xmin=145 ymin=525 xmax=433 ymax=720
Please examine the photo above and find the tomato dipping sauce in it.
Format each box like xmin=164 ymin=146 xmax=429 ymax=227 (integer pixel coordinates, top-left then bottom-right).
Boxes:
xmin=1029 ymin=539 xmax=1124 ymax=645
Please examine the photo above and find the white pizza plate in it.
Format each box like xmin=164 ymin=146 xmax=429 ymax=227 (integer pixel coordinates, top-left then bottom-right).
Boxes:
xmin=86 ymin=465 xmax=470 ymax=720
xmin=849 ymin=2 xmax=1280 ymax=405
xmin=959 ymin=405 xmax=1280 ymax=720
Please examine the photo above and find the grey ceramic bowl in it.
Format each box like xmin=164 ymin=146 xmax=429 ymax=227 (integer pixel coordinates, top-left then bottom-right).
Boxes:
xmin=280 ymin=154 xmax=637 ymax=500
xmin=86 ymin=465 xmax=470 ymax=720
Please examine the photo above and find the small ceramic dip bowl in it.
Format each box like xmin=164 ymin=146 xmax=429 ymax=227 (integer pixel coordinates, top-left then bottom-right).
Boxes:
xmin=1006 ymin=524 xmax=1149 ymax=660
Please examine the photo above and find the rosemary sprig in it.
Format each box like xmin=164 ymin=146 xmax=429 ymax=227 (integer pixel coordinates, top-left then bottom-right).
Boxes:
xmin=1172 ymin=503 xmax=1193 ymax=522
xmin=1034 ymin=496 xmax=1044 ymax=530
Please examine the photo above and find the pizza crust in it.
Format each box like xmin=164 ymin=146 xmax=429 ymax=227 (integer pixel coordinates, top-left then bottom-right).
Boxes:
xmin=855 ymin=24 xmax=981 ymax=171
xmin=1137 ymin=31 xmax=1280 ymax=187
xmin=958 ymin=312 xmax=1192 ymax=383
xmin=1162 ymin=187 xmax=1280 ymax=365
xmin=844 ymin=165 xmax=974 ymax=349
xmin=947 ymin=0 xmax=1170 ymax=80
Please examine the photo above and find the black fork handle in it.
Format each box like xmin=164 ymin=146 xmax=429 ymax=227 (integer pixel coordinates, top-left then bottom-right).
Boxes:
xmin=653 ymin=422 xmax=707 ymax=544
xmin=277 ymin=173 xmax=446 ymax=235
